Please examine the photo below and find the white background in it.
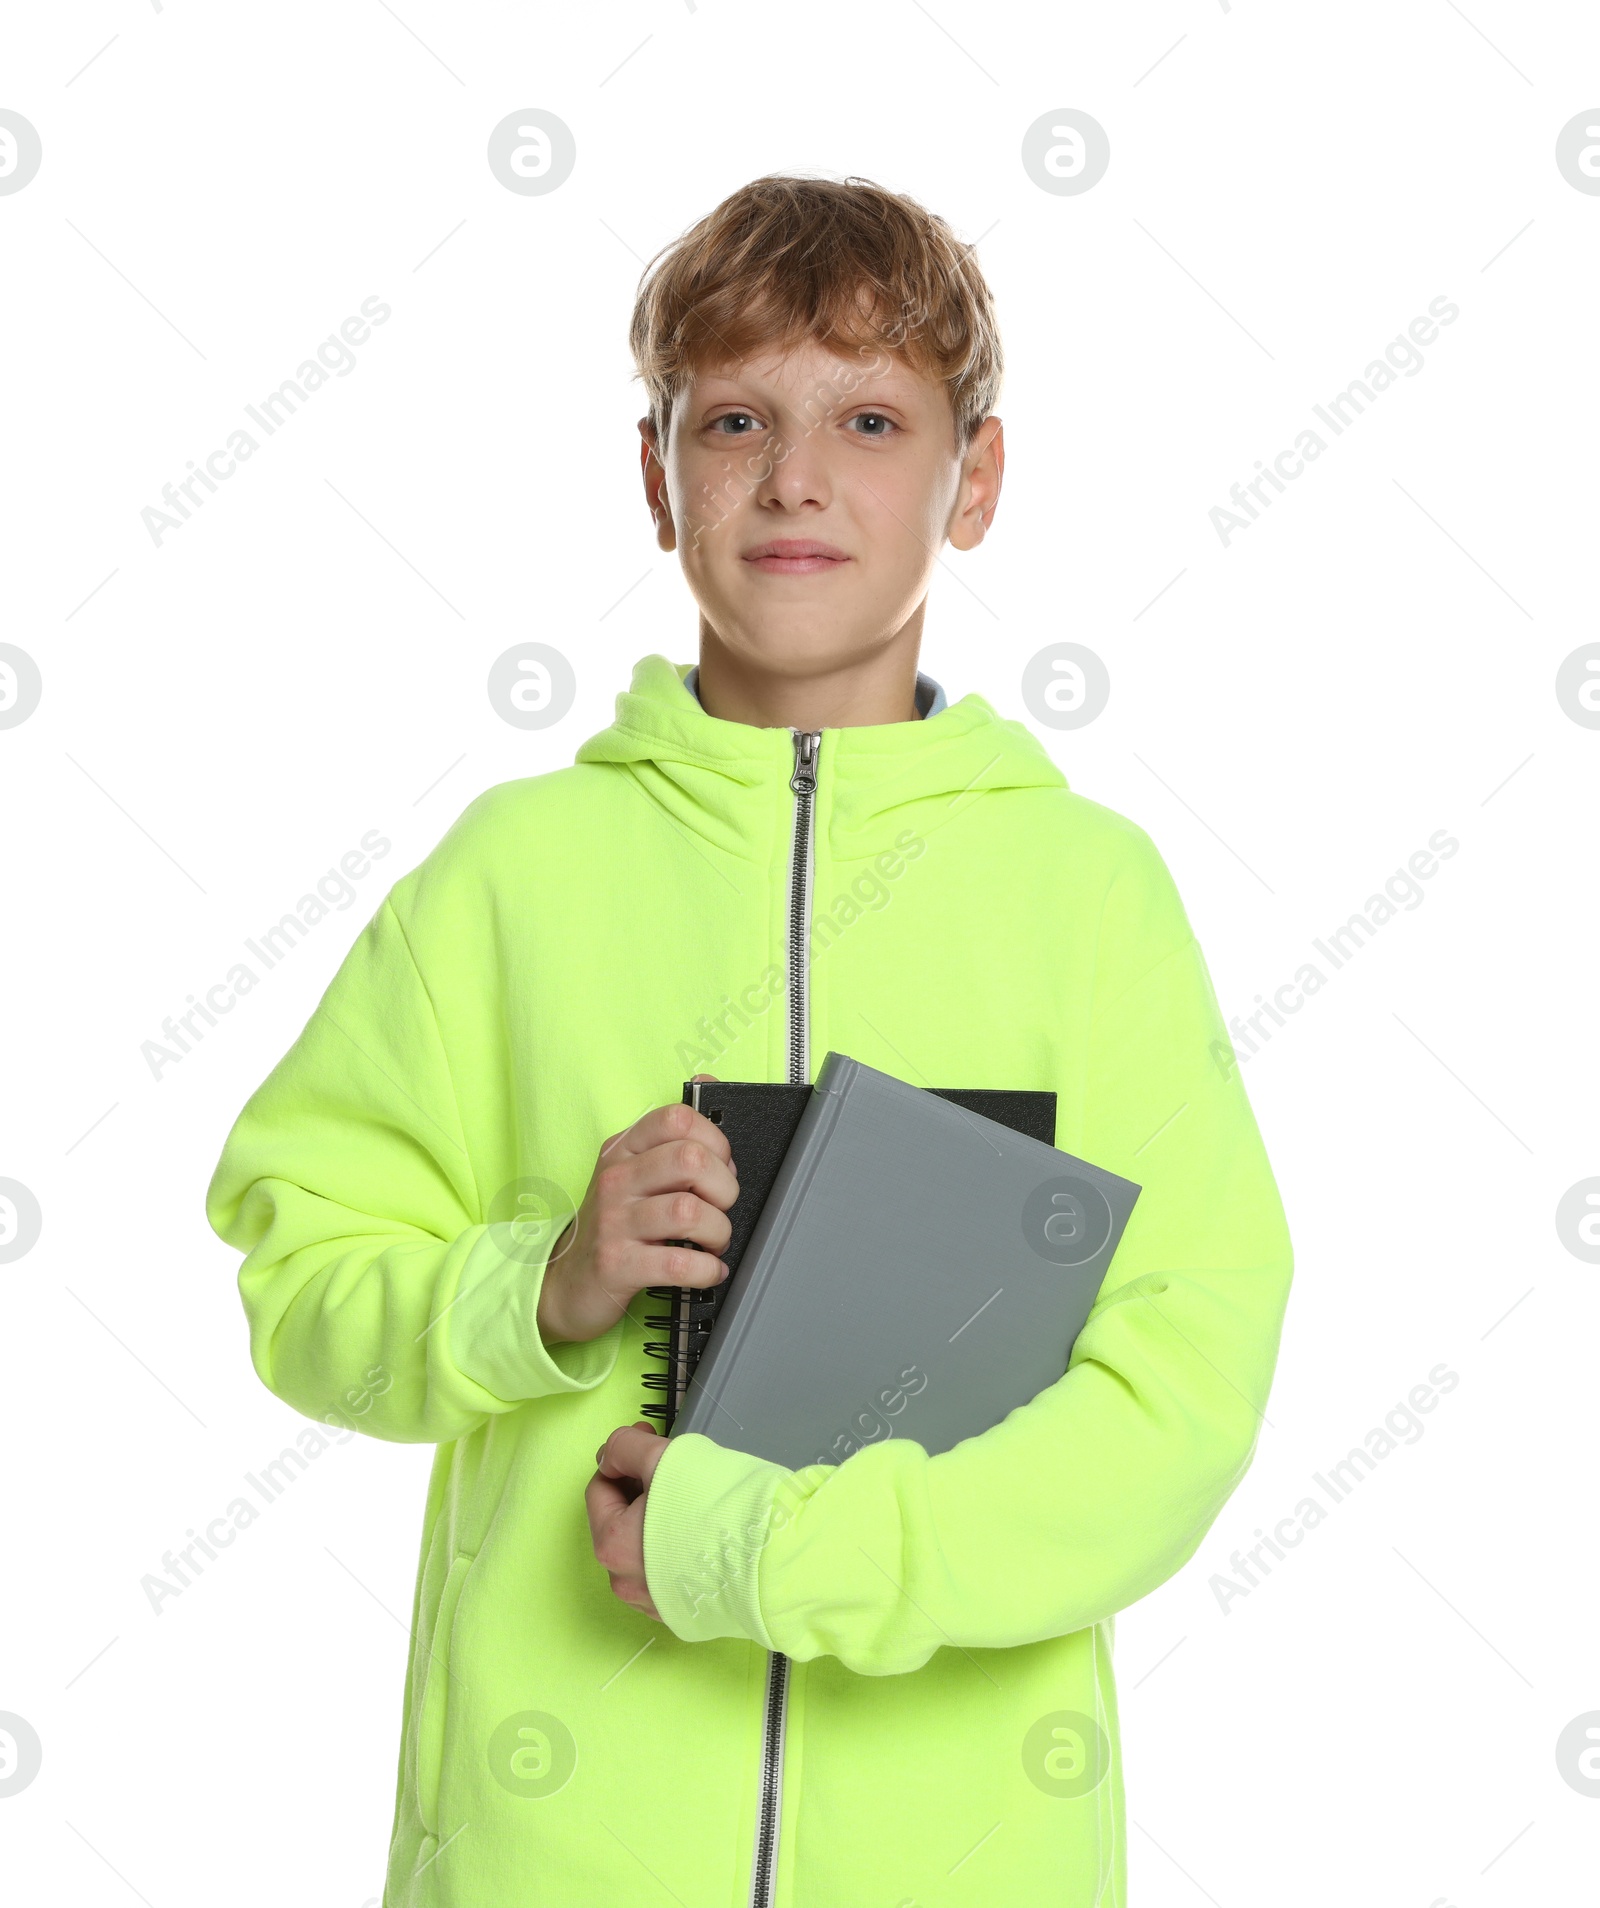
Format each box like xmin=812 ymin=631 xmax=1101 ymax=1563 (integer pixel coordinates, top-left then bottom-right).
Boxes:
xmin=2 ymin=3 xmax=1596 ymax=1903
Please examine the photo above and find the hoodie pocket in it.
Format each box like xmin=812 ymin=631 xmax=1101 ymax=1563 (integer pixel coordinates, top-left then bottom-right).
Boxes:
xmin=415 ymin=1551 xmax=474 ymax=1840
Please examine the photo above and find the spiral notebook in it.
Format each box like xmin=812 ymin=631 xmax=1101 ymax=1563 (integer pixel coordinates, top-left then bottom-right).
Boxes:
xmin=640 ymin=1070 xmax=1057 ymax=1432
xmin=643 ymin=1053 xmax=1141 ymax=1469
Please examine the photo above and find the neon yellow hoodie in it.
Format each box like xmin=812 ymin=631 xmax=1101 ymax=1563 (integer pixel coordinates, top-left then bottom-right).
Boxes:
xmin=204 ymin=652 xmax=1293 ymax=1905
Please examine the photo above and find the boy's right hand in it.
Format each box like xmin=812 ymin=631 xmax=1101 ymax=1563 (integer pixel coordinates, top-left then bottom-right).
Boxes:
xmin=535 ymin=1075 xmax=737 ymax=1347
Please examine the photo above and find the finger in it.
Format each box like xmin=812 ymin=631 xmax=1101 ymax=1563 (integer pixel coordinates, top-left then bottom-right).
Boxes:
xmin=594 ymin=1428 xmax=637 ymax=1480
xmin=583 ymin=1472 xmax=630 ymax=1542
xmin=598 ymin=1422 xmax=667 ymax=1484
xmin=596 ymin=1426 xmax=640 ymax=1478
xmin=614 ymin=1423 xmax=671 ymax=1489
xmin=636 ymin=1185 xmax=736 ymax=1256
xmin=616 ymin=1584 xmax=662 ymax=1622
xmin=640 ymin=1237 xmax=733 ymax=1293
xmin=574 ymin=1224 xmax=728 ymax=1318
xmin=586 ymin=1461 xmax=634 ymax=1508
xmin=632 ymin=1137 xmax=740 ymax=1215
xmin=593 ymin=1496 xmax=648 ymax=1577
xmin=618 ymin=1098 xmax=735 ymax=1172
xmin=586 ymin=1487 xmax=645 ymax=1571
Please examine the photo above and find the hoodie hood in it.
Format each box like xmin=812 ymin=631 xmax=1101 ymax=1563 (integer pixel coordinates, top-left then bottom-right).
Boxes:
xmin=573 ymin=653 xmax=1069 ymax=863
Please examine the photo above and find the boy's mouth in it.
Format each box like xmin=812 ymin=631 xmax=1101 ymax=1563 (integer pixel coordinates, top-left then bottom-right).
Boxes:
xmin=743 ymin=539 xmax=851 ymax=575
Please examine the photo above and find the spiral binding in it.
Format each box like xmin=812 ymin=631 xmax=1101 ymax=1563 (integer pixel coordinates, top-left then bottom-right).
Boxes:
xmin=640 ymin=1244 xmax=725 ymax=1431
xmin=641 ymin=1082 xmax=727 ymax=1432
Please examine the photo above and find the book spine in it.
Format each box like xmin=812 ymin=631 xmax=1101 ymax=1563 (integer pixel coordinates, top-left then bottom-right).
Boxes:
xmin=640 ymin=1081 xmax=716 ymax=1432
xmin=671 ymin=1065 xmax=852 ymax=1436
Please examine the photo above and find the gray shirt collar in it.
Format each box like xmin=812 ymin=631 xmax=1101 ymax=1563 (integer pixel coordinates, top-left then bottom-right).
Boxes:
xmin=682 ymin=664 xmax=948 ymax=719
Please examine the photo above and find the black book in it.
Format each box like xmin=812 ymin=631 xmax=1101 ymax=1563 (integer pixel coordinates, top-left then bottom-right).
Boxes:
xmin=640 ymin=1073 xmax=1057 ymax=1434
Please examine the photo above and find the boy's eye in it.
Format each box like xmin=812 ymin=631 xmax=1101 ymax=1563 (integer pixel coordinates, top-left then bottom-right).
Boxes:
xmin=846 ymin=413 xmax=897 ymax=438
xmin=708 ymin=412 xmax=762 ymax=436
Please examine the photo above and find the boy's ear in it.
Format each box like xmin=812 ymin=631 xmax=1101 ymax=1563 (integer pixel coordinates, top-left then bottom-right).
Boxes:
xmin=639 ymin=417 xmax=677 ymax=553
xmin=947 ymin=414 xmax=1004 ymax=553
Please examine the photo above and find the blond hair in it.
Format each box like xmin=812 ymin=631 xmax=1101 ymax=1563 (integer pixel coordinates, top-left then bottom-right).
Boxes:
xmin=628 ymin=173 xmax=1003 ymax=455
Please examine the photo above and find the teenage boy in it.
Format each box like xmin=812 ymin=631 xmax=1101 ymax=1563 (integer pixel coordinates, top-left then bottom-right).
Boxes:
xmin=206 ymin=173 xmax=1293 ymax=1907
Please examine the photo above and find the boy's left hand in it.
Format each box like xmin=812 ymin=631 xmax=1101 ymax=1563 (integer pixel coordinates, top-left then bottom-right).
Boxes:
xmin=586 ymin=1421 xmax=669 ymax=1621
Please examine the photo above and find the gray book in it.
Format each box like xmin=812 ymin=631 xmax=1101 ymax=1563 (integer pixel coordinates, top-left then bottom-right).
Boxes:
xmin=670 ymin=1052 xmax=1142 ymax=1469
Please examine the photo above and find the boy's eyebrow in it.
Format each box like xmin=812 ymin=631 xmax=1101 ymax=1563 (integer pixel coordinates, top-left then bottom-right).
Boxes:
xmin=688 ymin=362 xmax=919 ymax=401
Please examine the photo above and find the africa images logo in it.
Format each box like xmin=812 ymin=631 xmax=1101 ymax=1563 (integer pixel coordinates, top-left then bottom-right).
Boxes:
xmin=1022 ymin=1176 xmax=1114 ymax=1267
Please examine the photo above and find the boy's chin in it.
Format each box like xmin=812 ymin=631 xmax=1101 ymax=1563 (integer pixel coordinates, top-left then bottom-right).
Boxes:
xmin=700 ymin=587 xmax=902 ymax=655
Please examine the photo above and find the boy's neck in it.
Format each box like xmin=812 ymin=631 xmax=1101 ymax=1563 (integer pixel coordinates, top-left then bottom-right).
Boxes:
xmin=692 ymin=628 xmax=927 ymax=729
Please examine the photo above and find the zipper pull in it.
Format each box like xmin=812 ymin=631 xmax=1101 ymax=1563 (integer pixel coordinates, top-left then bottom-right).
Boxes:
xmin=789 ymin=729 xmax=819 ymax=795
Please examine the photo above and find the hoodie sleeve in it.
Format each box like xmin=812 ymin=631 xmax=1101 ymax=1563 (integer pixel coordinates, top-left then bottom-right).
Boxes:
xmin=642 ymin=833 xmax=1294 ymax=1673
xmin=204 ymin=894 xmax=621 ymax=1445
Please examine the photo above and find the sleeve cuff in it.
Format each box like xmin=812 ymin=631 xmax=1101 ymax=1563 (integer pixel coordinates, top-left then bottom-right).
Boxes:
xmin=643 ymin=1432 xmax=798 ymax=1646
xmin=445 ymin=1222 xmax=621 ymax=1404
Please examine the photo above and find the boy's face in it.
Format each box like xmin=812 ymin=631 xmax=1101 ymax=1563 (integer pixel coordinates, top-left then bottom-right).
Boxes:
xmin=639 ymin=335 xmax=1001 ymax=688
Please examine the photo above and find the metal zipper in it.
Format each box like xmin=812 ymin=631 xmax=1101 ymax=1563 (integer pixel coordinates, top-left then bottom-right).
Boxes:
xmin=748 ymin=723 xmax=820 ymax=1908
xmin=785 ymin=728 xmax=818 ymax=1084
